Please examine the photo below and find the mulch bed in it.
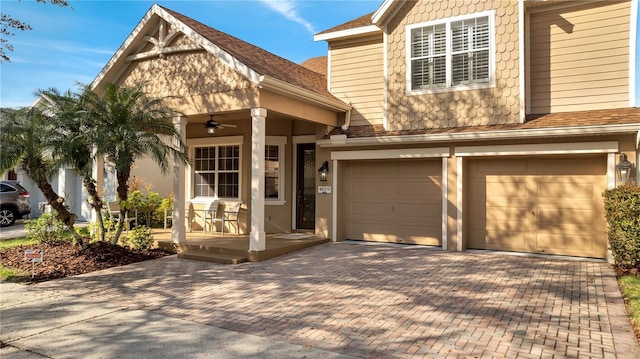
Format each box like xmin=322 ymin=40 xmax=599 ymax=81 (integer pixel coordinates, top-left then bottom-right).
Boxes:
xmin=0 ymin=241 xmax=170 ymax=283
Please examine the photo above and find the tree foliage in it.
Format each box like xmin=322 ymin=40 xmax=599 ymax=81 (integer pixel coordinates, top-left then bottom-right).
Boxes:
xmin=0 ymin=106 xmax=85 ymax=246
xmin=1 ymin=0 xmax=70 ymax=62
xmin=80 ymin=83 xmax=188 ymax=244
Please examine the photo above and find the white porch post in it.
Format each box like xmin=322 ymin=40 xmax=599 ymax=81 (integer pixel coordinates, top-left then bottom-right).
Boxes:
xmin=172 ymin=116 xmax=187 ymax=243
xmin=250 ymin=108 xmax=267 ymax=251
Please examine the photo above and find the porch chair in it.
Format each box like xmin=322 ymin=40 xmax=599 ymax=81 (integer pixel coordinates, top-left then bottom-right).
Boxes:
xmin=163 ymin=201 xmax=196 ymax=232
xmin=202 ymin=201 xmax=220 ymax=234
xmin=107 ymin=201 xmax=137 ymax=232
xmin=221 ymin=201 xmax=242 ymax=235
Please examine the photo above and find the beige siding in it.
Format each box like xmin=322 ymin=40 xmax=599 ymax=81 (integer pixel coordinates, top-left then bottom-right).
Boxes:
xmin=329 ymin=36 xmax=384 ymax=126
xmin=386 ymin=0 xmax=521 ymax=130
xmin=529 ymin=1 xmax=630 ymax=114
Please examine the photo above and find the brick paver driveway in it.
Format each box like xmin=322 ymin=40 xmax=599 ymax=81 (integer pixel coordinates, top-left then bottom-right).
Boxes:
xmin=36 ymin=242 xmax=639 ymax=358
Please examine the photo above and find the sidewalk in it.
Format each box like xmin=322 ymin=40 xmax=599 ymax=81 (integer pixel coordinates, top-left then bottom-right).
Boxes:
xmin=0 ymin=281 xmax=357 ymax=359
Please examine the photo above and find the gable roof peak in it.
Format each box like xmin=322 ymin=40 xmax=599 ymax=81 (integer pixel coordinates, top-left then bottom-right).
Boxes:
xmin=92 ymin=3 xmax=344 ymax=107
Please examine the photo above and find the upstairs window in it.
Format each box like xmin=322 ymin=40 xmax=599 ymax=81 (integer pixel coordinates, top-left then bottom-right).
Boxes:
xmin=407 ymin=11 xmax=494 ymax=93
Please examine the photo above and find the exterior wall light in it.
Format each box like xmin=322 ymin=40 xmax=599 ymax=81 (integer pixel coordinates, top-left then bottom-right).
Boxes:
xmin=318 ymin=161 xmax=329 ymax=182
xmin=616 ymin=153 xmax=633 ymax=184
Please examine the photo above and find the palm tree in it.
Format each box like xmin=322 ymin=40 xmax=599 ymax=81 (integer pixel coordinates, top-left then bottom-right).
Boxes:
xmin=0 ymin=107 xmax=85 ymax=246
xmin=37 ymin=87 xmax=108 ymax=241
xmin=82 ymin=83 xmax=188 ymax=244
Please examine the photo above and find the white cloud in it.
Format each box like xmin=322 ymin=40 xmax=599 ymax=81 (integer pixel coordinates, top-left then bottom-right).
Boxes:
xmin=258 ymin=0 xmax=316 ymax=34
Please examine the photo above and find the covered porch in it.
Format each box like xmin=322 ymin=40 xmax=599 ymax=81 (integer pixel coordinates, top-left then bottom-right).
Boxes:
xmin=153 ymin=229 xmax=329 ymax=264
xmin=87 ymin=5 xmax=349 ymax=257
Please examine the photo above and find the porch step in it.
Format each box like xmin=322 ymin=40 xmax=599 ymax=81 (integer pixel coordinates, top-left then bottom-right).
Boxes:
xmin=177 ymin=251 xmax=247 ymax=265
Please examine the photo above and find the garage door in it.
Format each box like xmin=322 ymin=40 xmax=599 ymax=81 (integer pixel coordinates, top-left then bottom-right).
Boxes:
xmin=468 ymin=156 xmax=607 ymax=258
xmin=342 ymin=159 xmax=442 ymax=245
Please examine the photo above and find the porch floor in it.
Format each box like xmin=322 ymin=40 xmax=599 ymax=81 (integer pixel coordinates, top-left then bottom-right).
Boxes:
xmin=153 ymin=229 xmax=328 ymax=264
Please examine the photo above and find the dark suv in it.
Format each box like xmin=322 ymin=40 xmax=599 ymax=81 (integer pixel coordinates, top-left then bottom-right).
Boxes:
xmin=0 ymin=180 xmax=31 ymax=226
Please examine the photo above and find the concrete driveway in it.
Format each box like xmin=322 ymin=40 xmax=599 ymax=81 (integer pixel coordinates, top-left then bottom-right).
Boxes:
xmin=3 ymin=242 xmax=639 ymax=358
xmin=0 ymin=220 xmax=27 ymax=240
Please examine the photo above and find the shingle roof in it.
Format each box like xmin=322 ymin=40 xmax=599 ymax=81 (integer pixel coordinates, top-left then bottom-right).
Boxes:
xmin=300 ymin=56 xmax=327 ymax=76
xmin=328 ymin=108 xmax=640 ymax=138
xmin=161 ymin=6 xmax=336 ymax=101
xmin=316 ymin=12 xmax=375 ymax=36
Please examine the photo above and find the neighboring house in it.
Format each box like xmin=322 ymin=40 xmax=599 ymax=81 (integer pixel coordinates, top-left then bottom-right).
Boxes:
xmin=88 ymin=0 xmax=638 ymax=260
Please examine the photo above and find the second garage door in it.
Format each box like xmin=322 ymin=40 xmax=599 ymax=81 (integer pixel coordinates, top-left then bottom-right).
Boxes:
xmin=342 ymin=159 xmax=442 ymax=246
xmin=467 ymin=156 xmax=607 ymax=258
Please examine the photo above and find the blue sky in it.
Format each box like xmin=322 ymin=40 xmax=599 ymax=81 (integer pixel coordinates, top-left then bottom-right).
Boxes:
xmin=0 ymin=0 xmax=379 ymax=108
xmin=0 ymin=0 xmax=638 ymax=108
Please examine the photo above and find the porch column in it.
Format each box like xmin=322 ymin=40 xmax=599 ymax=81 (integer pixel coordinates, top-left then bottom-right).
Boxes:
xmin=172 ymin=116 xmax=187 ymax=243
xmin=250 ymin=107 xmax=267 ymax=251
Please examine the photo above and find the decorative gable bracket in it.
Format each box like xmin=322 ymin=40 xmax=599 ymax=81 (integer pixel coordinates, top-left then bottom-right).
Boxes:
xmin=126 ymin=19 xmax=202 ymax=62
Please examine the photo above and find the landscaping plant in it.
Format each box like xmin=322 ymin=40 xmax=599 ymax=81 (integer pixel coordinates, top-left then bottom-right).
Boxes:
xmin=603 ymin=183 xmax=640 ymax=268
xmin=119 ymin=226 xmax=154 ymax=250
xmin=24 ymin=211 xmax=67 ymax=244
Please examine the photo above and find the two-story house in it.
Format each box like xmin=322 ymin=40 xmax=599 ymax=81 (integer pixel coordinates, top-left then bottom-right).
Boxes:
xmin=88 ymin=0 xmax=638 ymax=260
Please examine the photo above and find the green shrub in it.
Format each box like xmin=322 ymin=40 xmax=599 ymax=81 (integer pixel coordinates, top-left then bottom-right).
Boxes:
xmin=119 ymin=226 xmax=154 ymax=250
xmin=76 ymin=226 xmax=90 ymax=237
xmin=24 ymin=212 xmax=66 ymax=244
xmin=124 ymin=190 xmax=164 ymax=227
xmin=89 ymin=215 xmax=117 ymax=243
xmin=603 ymin=183 xmax=640 ymax=268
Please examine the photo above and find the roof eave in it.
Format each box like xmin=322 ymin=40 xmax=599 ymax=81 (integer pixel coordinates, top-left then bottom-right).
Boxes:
xmin=259 ymin=75 xmax=351 ymax=112
xmin=372 ymin=0 xmax=397 ymax=26
xmin=317 ymin=123 xmax=640 ymax=147
xmin=313 ymin=25 xmax=382 ymax=42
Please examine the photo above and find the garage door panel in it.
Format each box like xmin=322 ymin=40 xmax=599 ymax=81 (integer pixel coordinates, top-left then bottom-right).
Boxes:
xmin=395 ymin=203 xmax=440 ymax=217
xmin=348 ymin=223 xmax=392 ymax=241
xmin=395 ymin=180 xmax=441 ymax=198
xmin=344 ymin=159 xmax=442 ymax=246
xmin=484 ymin=206 xmax=528 ymax=222
xmin=396 ymin=161 xmax=440 ymax=175
xmin=471 ymin=230 xmax=528 ymax=251
xmin=350 ymin=201 xmax=393 ymax=216
xmin=397 ymin=225 xmax=441 ymax=245
xmin=536 ymin=181 xmax=595 ymax=200
xmin=536 ymin=207 xmax=594 ymax=227
xmin=351 ymin=181 xmax=391 ymax=198
xmin=485 ymin=179 xmax=528 ymax=198
xmin=535 ymin=233 xmax=594 ymax=257
xmin=468 ymin=156 xmax=607 ymax=258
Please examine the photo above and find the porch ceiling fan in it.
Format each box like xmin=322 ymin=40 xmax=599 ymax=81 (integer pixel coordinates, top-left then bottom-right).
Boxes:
xmin=205 ymin=114 xmax=237 ymax=135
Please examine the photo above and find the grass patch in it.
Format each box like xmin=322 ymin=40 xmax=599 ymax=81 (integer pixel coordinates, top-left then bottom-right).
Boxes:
xmin=0 ymin=237 xmax=38 ymax=250
xmin=619 ymin=275 xmax=640 ymax=339
xmin=0 ymin=264 xmax=30 ymax=282
xmin=0 ymin=237 xmax=39 ymax=281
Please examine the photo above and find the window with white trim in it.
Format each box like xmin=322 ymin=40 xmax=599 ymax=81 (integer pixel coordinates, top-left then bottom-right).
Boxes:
xmin=265 ymin=136 xmax=286 ymax=204
xmin=407 ymin=11 xmax=494 ymax=93
xmin=194 ymin=145 xmax=240 ymax=198
xmin=265 ymin=145 xmax=280 ymax=199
